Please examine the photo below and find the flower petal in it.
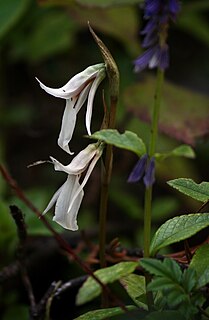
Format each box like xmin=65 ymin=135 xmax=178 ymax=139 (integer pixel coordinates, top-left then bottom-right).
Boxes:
xmin=127 ymin=154 xmax=148 ymax=183
xmin=74 ymin=83 xmax=91 ymax=113
xmin=42 ymin=184 xmax=63 ymax=215
xmin=36 ymin=63 xmax=105 ymax=100
xmin=143 ymin=157 xmax=155 ymax=188
xmin=86 ymin=68 xmax=106 ymax=135
xmin=53 ymin=175 xmax=84 ymax=230
xmin=57 ymin=98 xmax=77 ymax=154
xmin=50 ymin=143 xmax=99 ymax=175
xmin=67 ymin=147 xmax=103 ymax=214
xmin=134 ymin=47 xmax=156 ymax=73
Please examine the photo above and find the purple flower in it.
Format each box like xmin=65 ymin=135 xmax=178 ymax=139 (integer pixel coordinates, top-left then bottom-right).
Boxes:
xmin=169 ymin=0 xmax=181 ymax=17
xmin=143 ymin=157 xmax=155 ymax=187
xmin=128 ymin=154 xmax=148 ymax=183
xmin=144 ymin=0 xmax=161 ymax=17
xmin=128 ymin=155 xmax=155 ymax=188
xmin=134 ymin=0 xmax=180 ymax=72
xmin=134 ymin=44 xmax=169 ymax=72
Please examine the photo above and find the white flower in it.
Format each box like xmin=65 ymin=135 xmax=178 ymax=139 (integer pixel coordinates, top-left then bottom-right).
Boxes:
xmin=36 ymin=64 xmax=106 ymax=154
xmin=43 ymin=143 xmax=103 ymax=231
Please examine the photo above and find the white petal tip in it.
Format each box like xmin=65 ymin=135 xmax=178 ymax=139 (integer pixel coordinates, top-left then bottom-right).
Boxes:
xmin=52 ymin=216 xmax=78 ymax=231
xmin=57 ymin=140 xmax=74 ymax=155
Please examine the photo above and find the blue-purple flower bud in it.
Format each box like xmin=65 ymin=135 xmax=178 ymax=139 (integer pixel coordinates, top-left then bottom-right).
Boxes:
xmin=128 ymin=154 xmax=148 ymax=183
xmin=143 ymin=157 xmax=155 ymax=188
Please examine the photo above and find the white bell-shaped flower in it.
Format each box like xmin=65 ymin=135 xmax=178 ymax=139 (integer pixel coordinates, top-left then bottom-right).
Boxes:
xmin=36 ymin=64 xmax=106 ymax=154
xmin=43 ymin=143 xmax=103 ymax=231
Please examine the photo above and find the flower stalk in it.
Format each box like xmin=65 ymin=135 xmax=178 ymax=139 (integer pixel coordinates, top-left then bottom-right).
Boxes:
xmin=144 ymin=68 xmax=164 ymax=259
xmin=89 ymin=24 xmax=119 ymax=269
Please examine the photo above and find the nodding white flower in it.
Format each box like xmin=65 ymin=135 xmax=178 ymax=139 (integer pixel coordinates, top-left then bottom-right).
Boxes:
xmin=43 ymin=143 xmax=104 ymax=231
xmin=36 ymin=63 xmax=106 ymax=155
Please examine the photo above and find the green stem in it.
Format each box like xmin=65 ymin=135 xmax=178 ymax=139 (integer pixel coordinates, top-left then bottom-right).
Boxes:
xmin=143 ymin=186 xmax=152 ymax=258
xmin=149 ymin=69 xmax=164 ymax=158
xmin=143 ymin=69 xmax=164 ymax=257
xmin=143 ymin=68 xmax=164 ymax=309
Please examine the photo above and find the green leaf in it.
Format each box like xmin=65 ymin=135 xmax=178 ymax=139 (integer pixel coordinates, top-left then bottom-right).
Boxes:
xmin=155 ymin=145 xmax=195 ymax=161
xmin=150 ymin=213 xmax=209 ymax=255
xmin=197 ymin=267 xmax=209 ymax=288
xmin=73 ymin=305 xmax=136 ymax=320
xmin=75 ymin=0 xmax=142 ymax=7
xmin=124 ymin=76 xmax=209 ymax=145
xmin=181 ymin=268 xmax=197 ymax=293
xmin=0 ymin=0 xmax=29 ymax=40
xmin=148 ymin=277 xmax=177 ymax=291
xmin=76 ymin=261 xmax=139 ymax=305
xmin=167 ymin=178 xmax=209 ymax=202
xmin=120 ymin=274 xmax=147 ymax=309
xmin=140 ymin=258 xmax=182 ymax=282
xmin=190 ymin=244 xmax=209 ymax=287
xmin=166 ymin=290 xmax=188 ymax=307
xmin=90 ymin=130 xmax=146 ymax=156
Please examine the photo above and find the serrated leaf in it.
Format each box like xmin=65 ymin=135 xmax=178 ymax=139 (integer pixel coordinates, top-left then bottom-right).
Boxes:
xmin=75 ymin=0 xmax=142 ymax=7
xmin=181 ymin=268 xmax=197 ymax=293
xmin=166 ymin=290 xmax=188 ymax=308
xmin=167 ymin=178 xmax=209 ymax=202
xmin=147 ymin=277 xmax=177 ymax=291
xmin=90 ymin=130 xmax=146 ymax=156
xmin=190 ymin=244 xmax=209 ymax=276
xmin=155 ymin=145 xmax=195 ymax=161
xmin=73 ymin=305 xmax=136 ymax=320
xmin=190 ymin=244 xmax=209 ymax=287
xmin=76 ymin=261 xmax=139 ymax=305
xmin=124 ymin=76 xmax=209 ymax=145
xmin=0 ymin=0 xmax=29 ymax=40
xmin=197 ymin=267 xmax=209 ymax=288
xmin=150 ymin=213 xmax=209 ymax=255
xmin=120 ymin=274 xmax=147 ymax=309
xmin=140 ymin=258 xmax=182 ymax=282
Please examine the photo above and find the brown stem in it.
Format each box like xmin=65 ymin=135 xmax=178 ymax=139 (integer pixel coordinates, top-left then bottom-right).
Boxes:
xmin=0 ymin=164 xmax=127 ymax=312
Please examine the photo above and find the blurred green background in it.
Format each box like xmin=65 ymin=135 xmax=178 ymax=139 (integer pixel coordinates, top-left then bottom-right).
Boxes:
xmin=0 ymin=0 xmax=209 ymax=319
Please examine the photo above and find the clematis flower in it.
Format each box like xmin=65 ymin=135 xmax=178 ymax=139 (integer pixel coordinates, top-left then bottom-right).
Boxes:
xmin=36 ymin=64 xmax=106 ymax=154
xmin=43 ymin=143 xmax=104 ymax=231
